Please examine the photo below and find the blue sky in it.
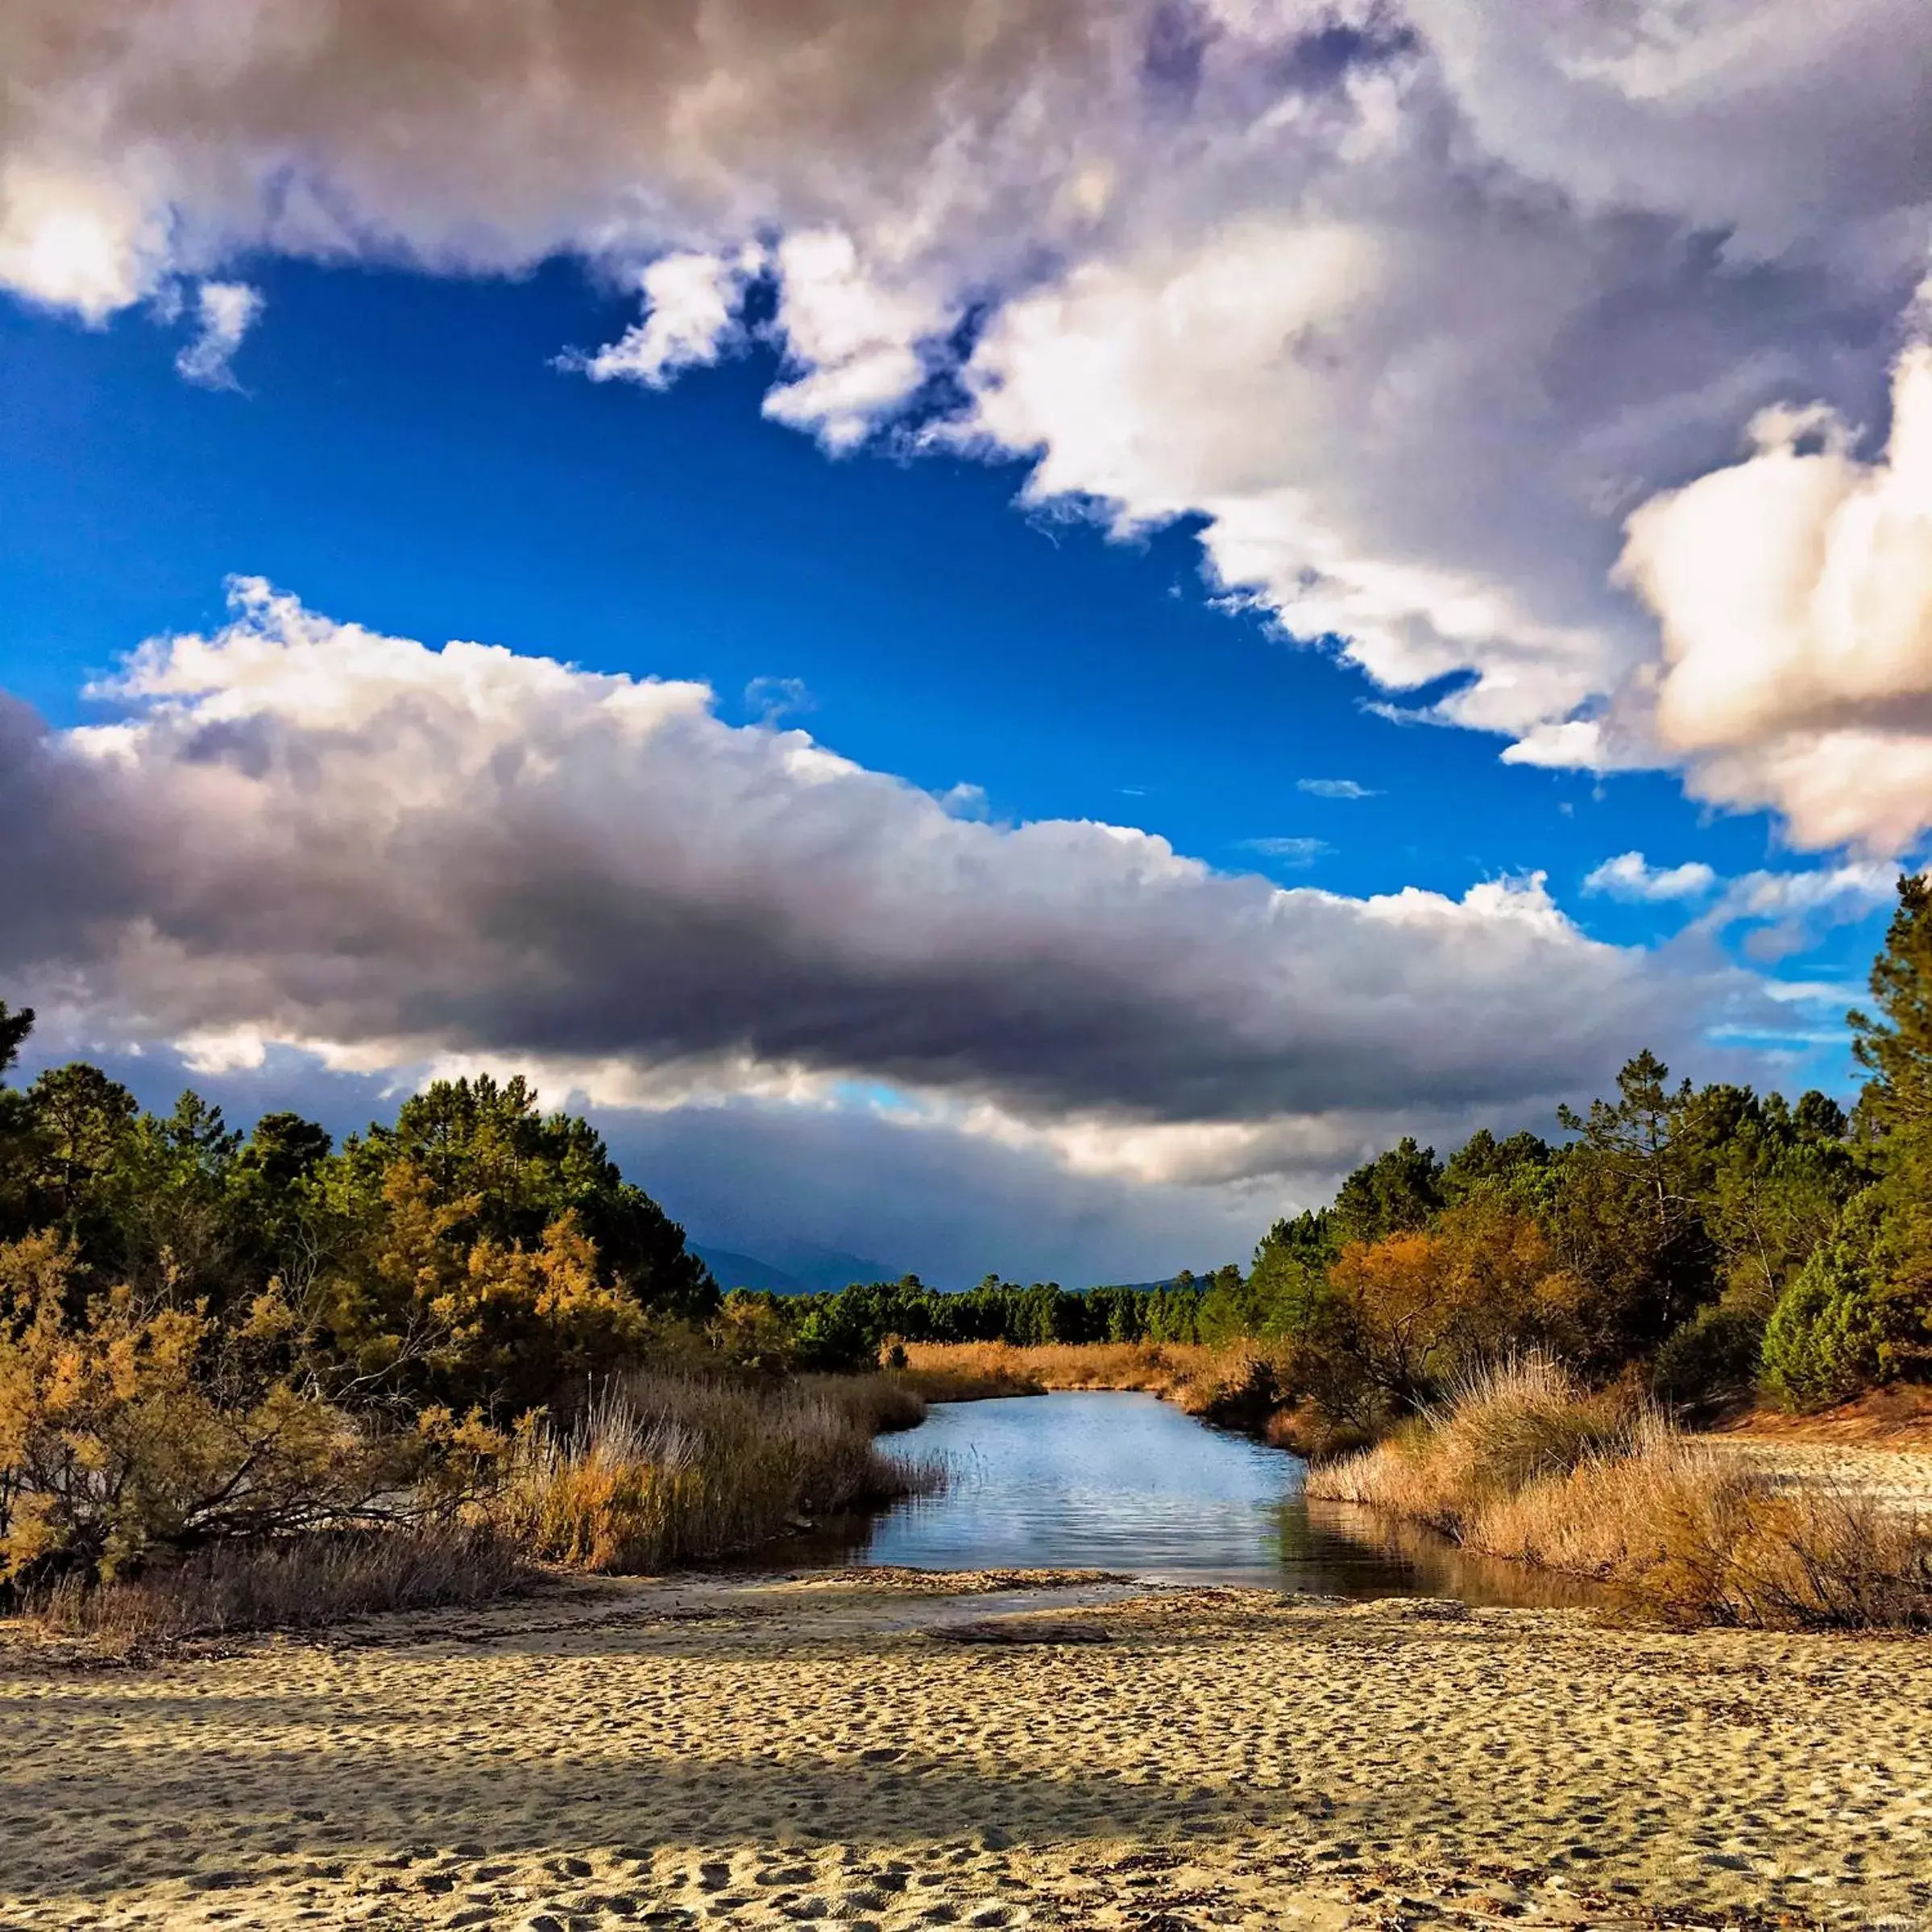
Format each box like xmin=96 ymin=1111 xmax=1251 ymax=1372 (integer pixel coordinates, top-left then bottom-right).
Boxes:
xmin=0 ymin=260 xmax=1874 ymax=922
xmin=1 ymin=1 xmax=1925 ymax=1283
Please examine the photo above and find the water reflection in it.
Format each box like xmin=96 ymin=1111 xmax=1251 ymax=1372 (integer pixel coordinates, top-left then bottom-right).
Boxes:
xmin=802 ymin=1391 xmax=1597 ymax=1610
xmin=1285 ymin=1498 xmax=1601 ymax=1608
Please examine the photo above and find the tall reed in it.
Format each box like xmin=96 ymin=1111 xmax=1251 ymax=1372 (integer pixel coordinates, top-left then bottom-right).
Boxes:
xmin=491 ymin=1372 xmax=943 ymax=1573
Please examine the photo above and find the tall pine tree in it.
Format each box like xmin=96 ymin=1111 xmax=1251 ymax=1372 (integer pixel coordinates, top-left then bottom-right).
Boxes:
xmin=1851 ymin=875 xmax=1932 ymax=1140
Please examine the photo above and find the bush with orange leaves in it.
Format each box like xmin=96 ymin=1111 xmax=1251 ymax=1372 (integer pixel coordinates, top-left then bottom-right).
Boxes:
xmin=1319 ymin=1197 xmax=1586 ymax=1419
xmin=0 ymin=1232 xmax=388 ymax=1586
xmin=894 ymin=1206 xmax=1590 ymax=1451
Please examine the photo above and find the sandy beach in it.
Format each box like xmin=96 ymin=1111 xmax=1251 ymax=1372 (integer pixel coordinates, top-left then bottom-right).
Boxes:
xmin=3 ymin=1569 xmax=1929 ymax=1932
xmin=1702 ymin=1439 xmax=1932 ymax=1515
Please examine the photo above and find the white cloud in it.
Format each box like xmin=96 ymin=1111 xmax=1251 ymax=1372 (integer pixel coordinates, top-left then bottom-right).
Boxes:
xmin=936 ymin=782 xmax=991 ymax=821
xmin=1584 ymin=850 xmax=1901 ymax=966
xmin=0 ymin=163 xmax=168 ymax=321
xmin=573 ymin=248 xmax=760 ymax=388
xmin=761 ymin=230 xmax=944 ymax=450
xmin=1706 ymin=863 xmax=1897 ymax=924
xmin=1582 ymin=848 xmax=1893 ymax=957
xmin=1621 ymin=342 xmax=1932 ymax=854
xmin=1297 ymin=778 xmax=1378 ymax=800
xmin=1698 ymin=860 xmax=1897 ymax=962
xmin=1 ymin=0 xmax=1926 ymax=849
xmin=0 ymin=581 xmax=1765 ymax=1196
xmin=744 ymin=674 xmax=813 ymax=723
xmin=172 ymin=280 xmax=263 ymax=388
xmin=1583 ymin=852 xmax=1720 ymax=902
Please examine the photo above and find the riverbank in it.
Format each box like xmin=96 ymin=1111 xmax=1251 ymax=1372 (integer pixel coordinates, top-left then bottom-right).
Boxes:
xmin=1308 ymin=1362 xmax=1932 ymax=1630
xmin=894 ymin=1342 xmax=1932 ymax=1467
xmin=21 ymin=1373 xmax=940 ymax=1649
xmin=1703 ymin=1436 xmax=1932 ymax=1513
xmin=4 ymin=1567 xmax=1929 ymax=1930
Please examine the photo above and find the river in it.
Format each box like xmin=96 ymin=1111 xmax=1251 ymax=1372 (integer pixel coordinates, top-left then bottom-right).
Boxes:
xmin=820 ymin=1390 xmax=1597 ymax=1607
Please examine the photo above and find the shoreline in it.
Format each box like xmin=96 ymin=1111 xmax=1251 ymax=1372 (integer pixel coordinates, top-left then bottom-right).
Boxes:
xmin=5 ymin=1566 xmax=1929 ymax=1931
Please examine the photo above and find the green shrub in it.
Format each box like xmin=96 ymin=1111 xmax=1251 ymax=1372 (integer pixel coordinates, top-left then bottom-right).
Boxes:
xmin=1652 ymin=1304 xmax=1765 ymax=1412
xmin=1760 ymin=1238 xmax=1888 ymax=1412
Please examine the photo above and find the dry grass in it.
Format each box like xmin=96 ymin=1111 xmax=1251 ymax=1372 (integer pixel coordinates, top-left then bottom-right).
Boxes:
xmin=27 ymin=1522 xmax=527 ymax=1652
xmin=1310 ymin=1358 xmax=1932 ymax=1629
xmin=19 ymin=1372 xmax=937 ymax=1644
xmin=892 ymin=1342 xmax=1048 ymax=1402
xmin=492 ymin=1372 xmax=943 ymax=1573
xmin=800 ymin=1372 xmax=930 ymax=1436
xmin=1310 ymin=1358 xmax=1634 ymax=1532
xmin=1482 ymin=1428 xmax=1932 ymax=1628
xmin=1261 ymin=1399 xmax=1377 ymax=1463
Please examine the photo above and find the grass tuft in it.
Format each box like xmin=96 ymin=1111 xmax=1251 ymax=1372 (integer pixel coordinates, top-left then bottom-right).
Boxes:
xmin=1310 ymin=1358 xmax=1932 ymax=1629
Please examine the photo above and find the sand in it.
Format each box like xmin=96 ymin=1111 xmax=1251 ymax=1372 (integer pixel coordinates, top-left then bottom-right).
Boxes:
xmin=1702 ymin=1437 xmax=1932 ymax=1515
xmin=3 ymin=1569 xmax=1930 ymax=1932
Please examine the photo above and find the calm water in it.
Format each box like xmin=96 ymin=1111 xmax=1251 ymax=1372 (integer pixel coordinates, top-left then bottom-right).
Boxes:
xmin=826 ymin=1391 xmax=1595 ymax=1608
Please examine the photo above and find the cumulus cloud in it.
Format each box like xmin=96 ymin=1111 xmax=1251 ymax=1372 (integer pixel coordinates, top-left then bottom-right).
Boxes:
xmin=1621 ymin=342 xmax=1932 ymax=853
xmin=1584 ymin=852 xmax=1720 ymax=902
xmin=172 ymin=279 xmax=263 ymax=388
xmin=935 ymin=782 xmax=991 ymax=822
xmin=0 ymin=581 xmax=1759 ymax=1193
xmin=1 ymin=0 xmax=1926 ymax=842
xmin=570 ymin=248 xmax=760 ymax=388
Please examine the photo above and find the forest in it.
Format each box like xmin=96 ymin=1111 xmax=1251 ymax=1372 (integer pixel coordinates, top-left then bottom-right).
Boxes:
xmin=2 ymin=876 xmax=1929 ymax=1616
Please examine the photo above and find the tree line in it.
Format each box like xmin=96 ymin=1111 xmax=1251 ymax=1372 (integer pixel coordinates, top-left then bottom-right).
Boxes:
xmin=758 ymin=877 xmax=1932 ymax=1427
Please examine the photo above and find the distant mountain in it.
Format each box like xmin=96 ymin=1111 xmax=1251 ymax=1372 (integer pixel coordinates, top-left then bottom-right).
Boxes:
xmin=690 ymin=1246 xmax=811 ymax=1295
xmin=761 ymin=1239 xmax=898 ymax=1292
xmin=690 ymin=1240 xmax=898 ymax=1296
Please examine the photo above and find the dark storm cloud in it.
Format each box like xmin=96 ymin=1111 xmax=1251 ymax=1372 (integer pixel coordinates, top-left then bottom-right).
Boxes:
xmin=0 ymin=583 xmax=1748 ymax=1141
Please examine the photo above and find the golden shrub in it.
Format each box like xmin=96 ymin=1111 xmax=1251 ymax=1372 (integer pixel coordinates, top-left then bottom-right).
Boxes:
xmin=0 ymin=1233 xmax=378 ymax=1582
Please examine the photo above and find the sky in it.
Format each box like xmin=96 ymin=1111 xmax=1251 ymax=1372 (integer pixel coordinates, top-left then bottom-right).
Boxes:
xmin=1 ymin=0 xmax=1928 ymax=1286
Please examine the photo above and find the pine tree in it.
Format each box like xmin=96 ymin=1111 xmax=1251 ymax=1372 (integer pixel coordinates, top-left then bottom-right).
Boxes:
xmin=1841 ymin=874 xmax=1932 ymax=1368
xmin=1850 ymin=875 xmax=1932 ymax=1138
xmin=0 ymin=1001 xmax=31 ymax=1080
